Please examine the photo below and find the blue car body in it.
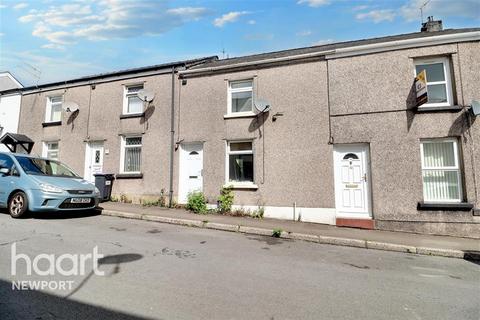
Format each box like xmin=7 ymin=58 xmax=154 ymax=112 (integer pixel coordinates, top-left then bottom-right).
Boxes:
xmin=0 ymin=152 xmax=101 ymax=212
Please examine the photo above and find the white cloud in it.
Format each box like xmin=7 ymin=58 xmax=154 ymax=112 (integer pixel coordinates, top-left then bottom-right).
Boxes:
xmin=400 ymin=0 xmax=480 ymax=21
xmin=247 ymin=19 xmax=256 ymax=25
xmin=312 ymin=39 xmax=334 ymax=46
xmin=0 ymin=5 xmax=7 ymax=9
xmin=297 ymin=30 xmax=312 ymax=37
xmin=297 ymin=0 xmax=330 ymax=8
xmin=42 ymin=43 xmax=66 ymax=50
xmin=213 ymin=11 xmax=249 ymax=27
xmin=0 ymin=33 xmax=4 ymax=37
xmin=13 ymin=3 xmax=28 ymax=10
xmin=18 ymin=1 xmax=209 ymax=47
xmin=356 ymin=9 xmax=396 ymax=23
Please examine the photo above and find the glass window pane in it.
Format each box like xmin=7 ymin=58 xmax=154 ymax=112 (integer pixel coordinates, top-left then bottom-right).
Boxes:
xmin=423 ymin=170 xmax=460 ymax=201
xmin=230 ymin=142 xmax=252 ymax=152
xmin=232 ymin=91 xmax=252 ymax=113
xmin=51 ymin=96 xmax=62 ymax=104
xmin=48 ymin=143 xmax=58 ymax=150
xmin=51 ymin=105 xmax=62 ymax=121
xmin=229 ymin=154 xmax=253 ymax=182
xmin=127 ymin=85 xmax=143 ymax=93
xmin=426 ymin=84 xmax=447 ymax=103
xmin=415 ymin=63 xmax=445 ymax=82
xmin=126 ymin=137 xmax=142 ymax=145
xmin=231 ymin=81 xmax=252 ymax=89
xmin=47 ymin=151 xmax=58 ymax=160
xmin=423 ymin=141 xmax=455 ymax=167
xmin=127 ymin=96 xmax=143 ymax=113
xmin=124 ymin=147 xmax=141 ymax=172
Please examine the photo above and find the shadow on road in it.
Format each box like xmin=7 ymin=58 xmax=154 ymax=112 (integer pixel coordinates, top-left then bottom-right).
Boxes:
xmin=0 ymin=208 xmax=103 ymax=220
xmin=0 ymin=278 xmax=152 ymax=320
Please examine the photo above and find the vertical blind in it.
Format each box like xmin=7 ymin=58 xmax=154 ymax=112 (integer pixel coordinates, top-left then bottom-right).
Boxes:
xmin=124 ymin=137 xmax=142 ymax=172
xmin=422 ymin=140 xmax=461 ymax=202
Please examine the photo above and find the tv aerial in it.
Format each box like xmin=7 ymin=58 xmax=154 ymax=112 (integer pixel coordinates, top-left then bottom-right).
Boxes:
xmin=137 ymin=89 xmax=155 ymax=102
xmin=62 ymin=101 xmax=79 ymax=113
xmin=254 ymin=98 xmax=271 ymax=114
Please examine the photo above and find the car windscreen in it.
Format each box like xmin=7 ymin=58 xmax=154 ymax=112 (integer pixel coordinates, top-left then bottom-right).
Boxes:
xmin=15 ymin=156 xmax=79 ymax=177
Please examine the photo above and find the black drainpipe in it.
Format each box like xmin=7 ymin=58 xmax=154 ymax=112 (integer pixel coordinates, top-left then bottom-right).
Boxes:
xmin=168 ymin=67 xmax=176 ymax=207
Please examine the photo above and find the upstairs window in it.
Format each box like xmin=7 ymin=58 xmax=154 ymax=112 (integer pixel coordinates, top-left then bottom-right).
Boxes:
xmin=414 ymin=57 xmax=453 ymax=108
xmin=228 ymin=80 xmax=253 ymax=114
xmin=120 ymin=136 xmax=142 ymax=173
xmin=124 ymin=84 xmax=144 ymax=115
xmin=420 ymin=139 xmax=463 ymax=203
xmin=46 ymin=96 xmax=62 ymax=122
xmin=43 ymin=141 xmax=59 ymax=160
xmin=227 ymin=141 xmax=254 ymax=184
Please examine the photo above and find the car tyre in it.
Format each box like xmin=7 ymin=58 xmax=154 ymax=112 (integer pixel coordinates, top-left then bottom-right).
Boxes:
xmin=9 ymin=191 xmax=28 ymax=218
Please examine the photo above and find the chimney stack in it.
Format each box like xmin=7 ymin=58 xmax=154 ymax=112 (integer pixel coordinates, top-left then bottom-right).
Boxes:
xmin=421 ymin=16 xmax=443 ymax=32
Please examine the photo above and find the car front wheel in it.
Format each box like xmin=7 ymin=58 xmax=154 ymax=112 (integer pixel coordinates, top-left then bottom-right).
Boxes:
xmin=9 ymin=192 xmax=28 ymax=218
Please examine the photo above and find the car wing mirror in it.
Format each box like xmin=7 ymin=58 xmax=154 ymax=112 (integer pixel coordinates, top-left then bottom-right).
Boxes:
xmin=0 ymin=168 xmax=10 ymax=176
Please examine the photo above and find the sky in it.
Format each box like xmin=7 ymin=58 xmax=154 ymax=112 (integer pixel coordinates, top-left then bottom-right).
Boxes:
xmin=0 ymin=0 xmax=478 ymax=86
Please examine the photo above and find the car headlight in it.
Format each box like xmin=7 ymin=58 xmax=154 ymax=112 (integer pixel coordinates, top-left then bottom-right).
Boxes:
xmin=94 ymin=187 xmax=101 ymax=196
xmin=39 ymin=183 xmax=63 ymax=193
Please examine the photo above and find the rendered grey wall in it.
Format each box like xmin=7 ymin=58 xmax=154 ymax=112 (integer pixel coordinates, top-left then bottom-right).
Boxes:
xmin=176 ymin=61 xmax=335 ymax=209
xmin=18 ymin=73 xmax=175 ymax=201
xmin=328 ymin=42 xmax=480 ymax=237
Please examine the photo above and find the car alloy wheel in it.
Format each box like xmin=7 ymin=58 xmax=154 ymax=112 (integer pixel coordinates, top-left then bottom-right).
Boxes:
xmin=9 ymin=192 xmax=27 ymax=218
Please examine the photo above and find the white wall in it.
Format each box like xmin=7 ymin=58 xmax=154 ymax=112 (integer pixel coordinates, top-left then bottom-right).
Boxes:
xmin=0 ymin=93 xmax=22 ymax=152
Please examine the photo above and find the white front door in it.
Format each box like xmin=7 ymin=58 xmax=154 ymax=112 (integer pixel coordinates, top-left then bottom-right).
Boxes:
xmin=84 ymin=142 xmax=104 ymax=182
xmin=333 ymin=144 xmax=372 ymax=218
xmin=179 ymin=143 xmax=203 ymax=203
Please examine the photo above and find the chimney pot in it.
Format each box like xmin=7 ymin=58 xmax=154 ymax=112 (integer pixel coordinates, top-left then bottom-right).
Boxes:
xmin=421 ymin=16 xmax=443 ymax=32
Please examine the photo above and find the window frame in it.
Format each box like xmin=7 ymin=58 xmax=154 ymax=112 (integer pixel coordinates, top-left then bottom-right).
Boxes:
xmin=225 ymin=140 xmax=255 ymax=186
xmin=123 ymin=84 xmax=144 ymax=115
xmin=420 ymin=138 xmax=463 ymax=203
xmin=119 ymin=135 xmax=142 ymax=174
xmin=45 ymin=95 xmax=63 ymax=123
xmin=42 ymin=141 xmax=59 ymax=160
xmin=227 ymin=79 xmax=255 ymax=116
xmin=414 ymin=57 xmax=454 ymax=108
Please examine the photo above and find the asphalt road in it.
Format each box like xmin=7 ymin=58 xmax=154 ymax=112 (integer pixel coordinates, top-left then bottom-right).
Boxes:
xmin=0 ymin=211 xmax=478 ymax=320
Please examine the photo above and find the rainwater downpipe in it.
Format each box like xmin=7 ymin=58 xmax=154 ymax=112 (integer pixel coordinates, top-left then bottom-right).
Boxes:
xmin=168 ymin=67 xmax=176 ymax=207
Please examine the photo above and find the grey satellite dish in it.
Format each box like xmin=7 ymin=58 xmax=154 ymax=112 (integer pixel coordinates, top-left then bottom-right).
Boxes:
xmin=137 ymin=89 xmax=155 ymax=102
xmin=471 ymin=100 xmax=480 ymax=116
xmin=62 ymin=101 xmax=79 ymax=113
xmin=254 ymin=98 xmax=271 ymax=113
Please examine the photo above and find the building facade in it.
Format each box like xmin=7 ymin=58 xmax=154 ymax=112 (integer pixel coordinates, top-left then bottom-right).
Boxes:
xmin=15 ymin=27 xmax=480 ymax=238
xmin=0 ymin=72 xmax=23 ymax=152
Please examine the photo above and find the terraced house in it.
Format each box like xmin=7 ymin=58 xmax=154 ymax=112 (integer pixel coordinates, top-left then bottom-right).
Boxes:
xmin=9 ymin=22 xmax=480 ymax=238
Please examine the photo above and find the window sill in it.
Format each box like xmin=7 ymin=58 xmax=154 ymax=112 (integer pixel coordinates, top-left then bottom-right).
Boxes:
xmin=42 ymin=121 xmax=62 ymax=127
xmin=224 ymin=113 xmax=257 ymax=119
xmin=223 ymin=183 xmax=258 ymax=190
xmin=116 ymin=173 xmax=143 ymax=179
xmin=415 ymin=105 xmax=462 ymax=113
xmin=417 ymin=202 xmax=474 ymax=211
xmin=120 ymin=113 xmax=144 ymax=119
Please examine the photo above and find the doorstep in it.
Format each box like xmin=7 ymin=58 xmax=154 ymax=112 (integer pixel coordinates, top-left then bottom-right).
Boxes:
xmin=336 ymin=218 xmax=375 ymax=230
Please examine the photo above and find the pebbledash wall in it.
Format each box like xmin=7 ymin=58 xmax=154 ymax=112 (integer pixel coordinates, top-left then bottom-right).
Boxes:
xmin=15 ymin=27 xmax=480 ymax=238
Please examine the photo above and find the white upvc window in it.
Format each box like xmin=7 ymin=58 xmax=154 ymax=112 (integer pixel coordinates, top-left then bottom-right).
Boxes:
xmin=45 ymin=96 xmax=62 ymax=122
xmin=120 ymin=136 xmax=142 ymax=173
xmin=414 ymin=57 xmax=454 ymax=108
xmin=226 ymin=141 xmax=254 ymax=185
xmin=420 ymin=138 xmax=463 ymax=203
xmin=43 ymin=141 xmax=59 ymax=160
xmin=123 ymin=84 xmax=144 ymax=115
xmin=227 ymin=80 xmax=254 ymax=115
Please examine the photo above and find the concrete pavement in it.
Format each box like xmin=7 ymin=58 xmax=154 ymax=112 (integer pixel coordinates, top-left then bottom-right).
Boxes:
xmin=0 ymin=212 xmax=478 ymax=319
xmin=100 ymin=202 xmax=480 ymax=259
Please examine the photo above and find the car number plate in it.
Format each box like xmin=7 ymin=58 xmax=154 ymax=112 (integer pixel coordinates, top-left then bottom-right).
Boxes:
xmin=70 ymin=198 xmax=91 ymax=204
